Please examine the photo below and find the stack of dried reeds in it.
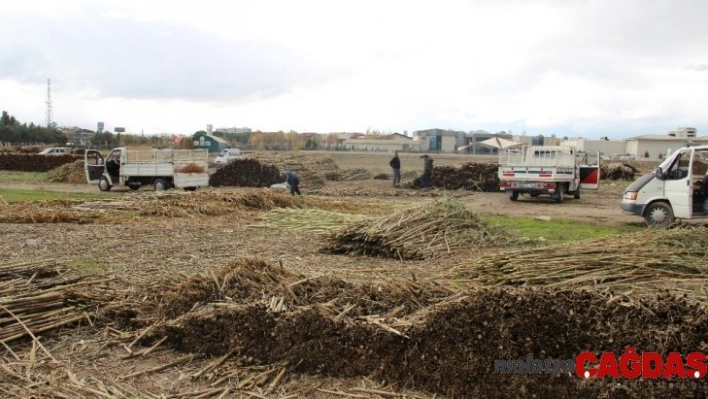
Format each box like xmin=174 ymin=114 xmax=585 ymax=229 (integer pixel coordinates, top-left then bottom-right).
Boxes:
xmin=46 ymin=160 xmax=86 ymax=184
xmin=0 ymin=259 xmax=117 ymax=343
xmin=175 ymin=162 xmax=207 ymax=173
xmin=341 ymin=168 xmax=373 ymax=181
xmin=450 ymin=227 xmax=708 ymax=298
xmin=0 ymin=153 xmax=82 ymax=172
xmin=0 ymin=200 xmax=109 ymax=224
xmin=209 ymin=158 xmax=281 ymax=187
xmin=600 ymin=162 xmax=637 ymax=180
xmin=138 ymin=258 xmax=708 ymax=398
xmin=249 ymin=152 xmax=342 ymax=187
xmin=323 ymin=197 xmax=511 ymax=260
xmin=252 ymin=208 xmax=369 ymax=233
xmin=409 ymin=162 xmax=499 ymax=191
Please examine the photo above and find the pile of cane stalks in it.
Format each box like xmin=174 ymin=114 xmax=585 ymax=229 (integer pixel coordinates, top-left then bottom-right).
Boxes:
xmin=324 ymin=197 xmax=511 ymax=260
xmin=451 ymin=226 xmax=708 ymax=299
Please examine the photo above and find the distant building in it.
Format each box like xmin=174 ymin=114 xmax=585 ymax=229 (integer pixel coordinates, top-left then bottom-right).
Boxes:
xmin=624 ymin=134 xmax=708 ymax=158
xmin=561 ymin=138 xmax=626 ymax=156
xmin=216 ymin=127 xmax=252 ymax=134
xmin=344 ymin=133 xmax=414 ymax=152
xmin=61 ymin=127 xmax=95 ymax=146
xmin=461 ymin=130 xmax=512 ymax=154
xmin=193 ymin=133 xmax=229 ymax=153
xmin=669 ymin=127 xmax=697 ymax=139
xmin=413 ymin=129 xmax=465 ymax=153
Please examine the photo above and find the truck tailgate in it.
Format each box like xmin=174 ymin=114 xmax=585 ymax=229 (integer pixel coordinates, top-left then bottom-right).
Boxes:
xmin=174 ymin=173 xmax=209 ymax=188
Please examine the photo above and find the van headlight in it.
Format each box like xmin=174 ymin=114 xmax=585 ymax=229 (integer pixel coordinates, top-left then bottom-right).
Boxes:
xmin=623 ymin=192 xmax=638 ymax=201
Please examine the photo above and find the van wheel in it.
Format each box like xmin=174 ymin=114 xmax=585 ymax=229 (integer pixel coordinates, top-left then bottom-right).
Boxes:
xmin=98 ymin=177 xmax=111 ymax=192
xmin=154 ymin=179 xmax=167 ymax=191
xmin=644 ymin=202 xmax=674 ymax=228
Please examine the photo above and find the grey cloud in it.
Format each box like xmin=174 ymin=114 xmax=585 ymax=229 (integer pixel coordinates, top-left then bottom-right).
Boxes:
xmin=0 ymin=8 xmax=330 ymax=103
xmin=687 ymin=63 xmax=708 ymax=71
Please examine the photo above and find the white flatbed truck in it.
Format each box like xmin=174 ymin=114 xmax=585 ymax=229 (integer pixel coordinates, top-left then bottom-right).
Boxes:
xmin=85 ymin=147 xmax=210 ymax=191
xmin=498 ymin=146 xmax=600 ymax=202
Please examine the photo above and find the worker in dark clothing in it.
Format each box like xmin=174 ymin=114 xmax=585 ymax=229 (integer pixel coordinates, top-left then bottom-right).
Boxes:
xmin=389 ymin=151 xmax=401 ymax=187
xmin=421 ymin=154 xmax=433 ymax=190
xmin=282 ymin=170 xmax=301 ymax=196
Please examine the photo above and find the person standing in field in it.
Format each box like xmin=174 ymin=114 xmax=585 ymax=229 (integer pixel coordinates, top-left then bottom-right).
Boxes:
xmin=421 ymin=154 xmax=433 ymax=190
xmin=282 ymin=170 xmax=301 ymax=196
xmin=389 ymin=150 xmax=401 ymax=187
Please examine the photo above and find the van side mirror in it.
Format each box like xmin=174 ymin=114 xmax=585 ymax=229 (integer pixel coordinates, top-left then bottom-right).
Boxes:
xmin=655 ymin=167 xmax=664 ymax=180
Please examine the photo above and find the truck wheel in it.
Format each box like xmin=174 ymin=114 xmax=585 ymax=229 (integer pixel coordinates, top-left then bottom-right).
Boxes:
xmin=154 ymin=179 xmax=167 ymax=191
xmin=644 ymin=202 xmax=674 ymax=228
xmin=98 ymin=177 xmax=111 ymax=192
xmin=574 ymin=188 xmax=581 ymax=199
xmin=509 ymin=191 xmax=519 ymax=201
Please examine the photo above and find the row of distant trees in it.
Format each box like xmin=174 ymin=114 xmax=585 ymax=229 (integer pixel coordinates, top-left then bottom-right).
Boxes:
xmin=0 ymin=111 xmax=66 ymax=146
xmin=213 ymin=130 xmax=340 ymax=151
xmin=0 ymin=109 xmax=358 ymax=151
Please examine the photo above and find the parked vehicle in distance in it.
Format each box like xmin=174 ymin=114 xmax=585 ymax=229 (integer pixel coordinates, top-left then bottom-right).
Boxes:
xmin=38 ymin=147 xmax=67 ymax=155
xmin=498 ymin=146 xmax=601 ymax=203
xmin=214 ymin=148 xmax=243 ymax=164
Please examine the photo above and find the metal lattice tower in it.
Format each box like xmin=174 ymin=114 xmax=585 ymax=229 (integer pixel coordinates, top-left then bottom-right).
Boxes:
xmin=45 ymin=79 xmax=53 ymax=128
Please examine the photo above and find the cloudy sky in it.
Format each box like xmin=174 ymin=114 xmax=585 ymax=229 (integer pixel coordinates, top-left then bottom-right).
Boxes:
xmin=1 ymin=0 xmax=707 ymax=139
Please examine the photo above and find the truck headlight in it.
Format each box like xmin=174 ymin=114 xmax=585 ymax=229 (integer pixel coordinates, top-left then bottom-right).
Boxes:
xmin=623 ymin=192 xmax=638 ymax=201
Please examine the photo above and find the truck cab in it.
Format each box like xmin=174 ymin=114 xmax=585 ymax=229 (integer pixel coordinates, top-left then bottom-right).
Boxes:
xmin=621 ymin=145 xmax=708 ymax=227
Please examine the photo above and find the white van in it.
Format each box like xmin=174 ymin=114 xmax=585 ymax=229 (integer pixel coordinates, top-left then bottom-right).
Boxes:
xmin=621 ymin=145 xmax=708 ymax=227
xmin=214 ymin=148 xmax=243 ymax=164
xmin=39 ymin=147 xmax=67 ymax=156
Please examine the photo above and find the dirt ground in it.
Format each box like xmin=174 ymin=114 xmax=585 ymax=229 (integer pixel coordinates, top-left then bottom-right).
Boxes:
xmin=2 ymin=155 xmax=696 ymax=399
xmin=0 ymin=175 xmax=640 ymax=225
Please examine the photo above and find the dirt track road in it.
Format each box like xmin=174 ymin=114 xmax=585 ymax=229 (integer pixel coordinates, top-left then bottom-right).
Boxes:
xmin=0 ymin=179 xmax=642 ymax=226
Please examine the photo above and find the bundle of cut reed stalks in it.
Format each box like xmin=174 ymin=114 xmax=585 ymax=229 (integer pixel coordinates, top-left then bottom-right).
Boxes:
xmin=323 ymin=197 xmax=511 ymax=260
xmin=0 ymin=259 xmax=118 ymax=343
xmin=252 ymin=208 xmax=370 ymax=233
xmin=450 ymin=227 xmax=708 ymax=298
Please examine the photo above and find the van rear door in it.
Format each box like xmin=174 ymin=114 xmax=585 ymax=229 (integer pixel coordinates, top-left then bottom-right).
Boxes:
xmin=579 ymin=151 xmax=601 ymax=189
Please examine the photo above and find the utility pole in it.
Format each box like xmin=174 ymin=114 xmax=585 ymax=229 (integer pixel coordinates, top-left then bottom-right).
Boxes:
xmin=45 ymin=79 xmax=53 ymax=128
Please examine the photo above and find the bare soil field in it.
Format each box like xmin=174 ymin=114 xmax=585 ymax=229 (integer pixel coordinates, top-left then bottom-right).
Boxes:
xmin=1 ymin=152 xmax=706 ymax=398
